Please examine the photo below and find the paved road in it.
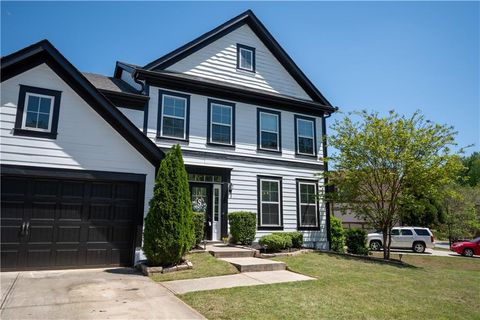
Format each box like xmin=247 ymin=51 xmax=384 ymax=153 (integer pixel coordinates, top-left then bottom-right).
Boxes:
xmin=1 ymin=268 xmax=204 ymax=320
xmin=389 ymin=248 xmax=479 ymax=258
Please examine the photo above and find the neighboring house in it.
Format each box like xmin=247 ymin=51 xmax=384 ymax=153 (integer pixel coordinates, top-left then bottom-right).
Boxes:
xmin=331 ymin=204 xmax=372 ymax=230
xmin=0 ymin=10 xmax=336 ymax=271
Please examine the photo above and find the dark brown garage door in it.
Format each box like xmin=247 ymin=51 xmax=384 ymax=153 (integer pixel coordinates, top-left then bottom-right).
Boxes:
xmin=1 ymin=165 xmax=145 ymax=271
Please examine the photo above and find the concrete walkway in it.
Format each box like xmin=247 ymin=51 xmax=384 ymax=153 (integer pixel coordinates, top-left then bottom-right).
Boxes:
xmin=1 ymin=268 xmax=204 ymax=320
xmin=161 ymin=270 xmax=315 ymax=294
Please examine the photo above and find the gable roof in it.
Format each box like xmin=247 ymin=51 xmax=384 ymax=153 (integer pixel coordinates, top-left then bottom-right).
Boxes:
xmin=143 ymin=10 xmax=333 ymax=107
xmin=1 ymin=40 xmax=164 ymax=166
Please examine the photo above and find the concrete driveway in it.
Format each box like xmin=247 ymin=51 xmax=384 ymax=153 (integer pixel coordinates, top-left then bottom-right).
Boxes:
xmin=1 ymin=268 xmax=204 ymax=320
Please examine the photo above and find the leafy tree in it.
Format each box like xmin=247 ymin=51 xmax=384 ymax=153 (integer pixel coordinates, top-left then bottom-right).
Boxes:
xmin=324 ymin=110 xmax=462 ymax=259
xmin=143 ymin=145 xmax=195 ymax=266
xmin=399 ymin=187 xmax=446 ymax=228
xmin=439 ymin=184 xmax=480 ymax=244
xmin=459 ymin=152 xmax=480 ymax=187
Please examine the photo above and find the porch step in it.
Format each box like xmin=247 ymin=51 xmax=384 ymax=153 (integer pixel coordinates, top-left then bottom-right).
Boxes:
xmin=207 ymin=245 xmax=256 ymax=258
xmin=220 ymin=257 xmax=286 ymax=272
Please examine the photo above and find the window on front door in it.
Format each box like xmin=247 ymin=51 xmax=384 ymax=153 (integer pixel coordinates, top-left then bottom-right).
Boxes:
xmin=258 ymin=109 xmax=281 ymax=152
xmin=258 ymin=176 xmax=282 ymax=228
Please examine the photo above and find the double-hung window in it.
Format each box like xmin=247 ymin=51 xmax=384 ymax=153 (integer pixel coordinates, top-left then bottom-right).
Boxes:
xmin=158 ymin=90 xmax=190 ymax=140
xmin=208 ymin=99 xmax=235 ymax=146
xmin=257 ymin=109 xmax=281 ymax=152
xmin=258 ymin=176 xmax=283 ymax=229
xmin=13 ymin=85 xmax=62 ymax=139
xmin=296 ymin=180 xmax=319 ymax=229
xmin=237 ymin=44 xmax=255 ymax=72
xmin=295 ymin=115 xmax=316 ymax=156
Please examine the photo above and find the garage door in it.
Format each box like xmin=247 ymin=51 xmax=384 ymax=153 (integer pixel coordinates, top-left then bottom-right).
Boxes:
xmin=1 ymin=166 xmax=145 ymax=271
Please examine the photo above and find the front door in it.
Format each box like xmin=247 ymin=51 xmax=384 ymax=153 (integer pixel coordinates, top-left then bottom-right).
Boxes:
xmin=190 ymin=184 xmax=212 ymax=240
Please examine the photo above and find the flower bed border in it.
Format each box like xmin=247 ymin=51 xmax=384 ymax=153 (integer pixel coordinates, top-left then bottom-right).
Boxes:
xmin=139 ymin=260 xmax=193 ymax=276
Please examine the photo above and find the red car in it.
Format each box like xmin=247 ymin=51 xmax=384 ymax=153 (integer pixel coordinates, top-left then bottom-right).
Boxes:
xmin=450 ymin=237 xmax=480 ymax=257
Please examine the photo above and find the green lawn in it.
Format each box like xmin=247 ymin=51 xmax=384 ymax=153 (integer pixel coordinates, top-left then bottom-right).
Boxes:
xmin=180 ymin=252 xmax=480 ymax=320
xmin=150 ymin=252 xmax=238 ymax=282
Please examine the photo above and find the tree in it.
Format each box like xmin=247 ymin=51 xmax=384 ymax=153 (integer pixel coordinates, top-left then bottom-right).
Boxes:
xmin=324 ymin=110 xmax=462 ymax=259
xmin=459 ymin=152 xmax=480 ymax=187
xmin=439 ymin=184 xmax=480 ymax=244
xmin=143 ymin=145 xmax=195 ymax=266
xmin=399 ymin=186 xmax=446 ymax=228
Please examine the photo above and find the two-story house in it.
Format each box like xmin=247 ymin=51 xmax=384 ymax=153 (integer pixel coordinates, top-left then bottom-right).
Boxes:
xmin=0 ymin=10 xmax=336 ymax=271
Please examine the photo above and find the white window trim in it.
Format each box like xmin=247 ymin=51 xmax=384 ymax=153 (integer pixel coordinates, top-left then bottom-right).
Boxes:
xmin=21 ymin=92 xmax=55 ymax=132
xmin=298 ymin=181 xmax=319 ymax=227
xmin=239 ymin=47 xmax=254 ymax=71
xmin=210 ymin=103 xmax=233 ymax=145
xmin=296 ymin=118 xmax=316 ymax=156
xmin=259 ymin=178 xmax=281 ymax=227
xmin=160 ymin=94 xmax=187 ymax=139
xmin=259 ymin=112 xmax=280 ymax=151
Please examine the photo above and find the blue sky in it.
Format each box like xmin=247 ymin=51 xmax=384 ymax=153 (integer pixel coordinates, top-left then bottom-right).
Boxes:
xmin=2 ymin=2 xmax=479 ymax=154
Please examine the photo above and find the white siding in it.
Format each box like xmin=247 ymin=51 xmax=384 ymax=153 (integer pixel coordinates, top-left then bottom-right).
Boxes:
xmin=183 ymin=154 xmax=327 ymax=248
xmin=147 ymin=86 xmax=324 ymax=165
xmin=0 ymin=63 xmax=155 ymax=217
xmin=117 ymin=107 xmax=144 ymax=130
xmin=166 ymin=24 xmax=312 ymax=101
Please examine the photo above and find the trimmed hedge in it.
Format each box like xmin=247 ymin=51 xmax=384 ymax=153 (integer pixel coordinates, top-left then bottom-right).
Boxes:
xmin=229 ymin=211 xmax=256 ymax=245
xmin=259 ymin=232 xmax=304 ymax=252
xmin=330 ymin=215 xmax=345 ymax=253
xmin=345 ymin=228 xmax=369 ymax=255
xmin=143 ymin=145 xmax=195 ymax=266
xmin=272 ymin=232 xmax=304 ymax=249
xmin=192 ymin=212 xmax=205 ymax=247
xmin=259 ymin=234 xmax=288 ymax=252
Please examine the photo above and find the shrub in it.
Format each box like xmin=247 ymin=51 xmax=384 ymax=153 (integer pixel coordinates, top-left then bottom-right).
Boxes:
xmin=229 ymin=211 xmax=256 ymax=245
xmin=288 ymin=232 xmax=304 ymax=248
xmin=143 ymin=145 xmax=195 ymax=266
xmin=330 ymin=215 xmax=345 ymax=252
xmin=192 ymin=212 xmax=205 ymax=247
xmin=345 ymin=228 xmax=369 ymax=255
xmin=272 ymin=232 xmax=303 ymax=249
xmin=259 ymin=234 xmax=288 ymax=252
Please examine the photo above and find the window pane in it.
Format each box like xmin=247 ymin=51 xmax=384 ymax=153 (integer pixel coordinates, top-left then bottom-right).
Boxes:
xmin=27 ymin=96 xmax=40 ymax=112
xmin=163 ymin=96 xmax=185 ymax=117
xmin=391 ymin=229 xmax=400 ymax=235
xmin=298 ymin=119 xmax=313 ymax=137
xmin=301 ymin=204 xmax=317 ymax=226
xmin=261 ymin=132 xmax=278 ymax=150
xmin=262 ymin=203 xmax=279 ymax=225
xmin=401 ymin=229 xmax=413 ymax=235
xmin=37 ymin=113 xmax=50 ymax=129
xmin=39 ymin=97 xmax=52 ymax=113
xmin=212 ymin=124 xmax=231 ymax=144
xmin=163 ymin=117 xmax=184 ymax=138
xmin=25 ymin=111 xmax=38 ymax=128
xmin=299 ymin=137 xmax=314 ymax=154
xmin=240 ymin=49 xmax=252 ymax=69
xmin=300 ymin=184 xmax=316 ymax=203
xmin=261 ymin=181 xmax=278 ymax=202
xmin=414 ymin=229 xmax=430 ymax=236
xmin=260 ymin=113 xmax=278 ymax=132
xmin=212 ymin=105 xmax=231 ymax=125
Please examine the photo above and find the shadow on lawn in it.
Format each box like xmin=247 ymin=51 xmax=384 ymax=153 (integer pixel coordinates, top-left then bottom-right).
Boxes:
xmin=318 ymin=251 xmax=418 ymax=269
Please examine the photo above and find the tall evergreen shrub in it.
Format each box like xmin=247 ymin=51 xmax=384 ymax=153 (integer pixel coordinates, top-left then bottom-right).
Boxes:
xmin=143 ymin=145 xmax=195 ymax=266
xmin=330 ymin=215 xmax=346 ymax=252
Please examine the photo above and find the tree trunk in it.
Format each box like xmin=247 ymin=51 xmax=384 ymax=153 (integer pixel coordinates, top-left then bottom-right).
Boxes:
xmin=382 ymin=227 xmax=389 ymax=260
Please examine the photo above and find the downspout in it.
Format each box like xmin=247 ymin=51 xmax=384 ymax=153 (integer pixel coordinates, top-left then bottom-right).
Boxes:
xmin=322 ymin=107 xmax=338 ymax=250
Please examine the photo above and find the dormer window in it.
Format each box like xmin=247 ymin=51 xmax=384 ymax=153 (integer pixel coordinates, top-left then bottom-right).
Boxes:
xmin=237 ymin=44 xmax=255 ymax=72
xmin=13 ymin=85 xmax=62 ymax=139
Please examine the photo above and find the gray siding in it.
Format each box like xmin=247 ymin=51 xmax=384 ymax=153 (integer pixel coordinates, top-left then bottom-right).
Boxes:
xmin=166 ymin=24 xmax=312 ymax=101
